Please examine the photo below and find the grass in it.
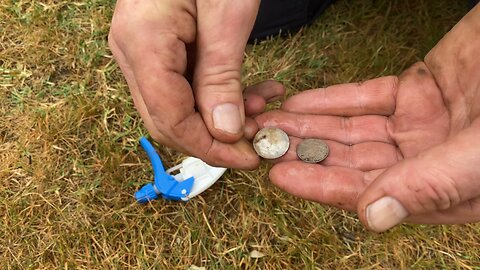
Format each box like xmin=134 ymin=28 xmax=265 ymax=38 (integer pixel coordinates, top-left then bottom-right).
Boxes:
xmin=1 ymin=0 xmax=479 ymax=269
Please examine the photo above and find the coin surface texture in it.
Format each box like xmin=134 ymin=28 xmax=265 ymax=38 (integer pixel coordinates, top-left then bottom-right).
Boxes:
xmin=253 ymin=127 xmax=290 ymax=159
xmin=296 ymin=139 xmax=329 ymax=163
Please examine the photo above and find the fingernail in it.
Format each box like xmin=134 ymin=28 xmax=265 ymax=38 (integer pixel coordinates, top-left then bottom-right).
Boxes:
xmin=213 ymin=103 xmax=242 ymax=134
xmin=366 ymin=196 xmax=408 ymax=232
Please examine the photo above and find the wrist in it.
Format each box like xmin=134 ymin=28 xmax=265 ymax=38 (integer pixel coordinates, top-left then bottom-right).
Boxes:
xmin=424 ymin=5 xmax=480 ymax=95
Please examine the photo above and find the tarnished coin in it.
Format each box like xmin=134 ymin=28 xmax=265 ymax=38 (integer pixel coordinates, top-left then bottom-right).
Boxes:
xmin=296 ymin=138 xmax=329 ymax=163
xmin=253 ymin=127 xmax=290 ymax=159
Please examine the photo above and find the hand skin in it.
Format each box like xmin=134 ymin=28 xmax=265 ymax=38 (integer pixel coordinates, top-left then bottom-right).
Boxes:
xmin=108 ymin=0 xmax=284 ymax=169
xmin=255 ymin=5 xmax=480 ymax=232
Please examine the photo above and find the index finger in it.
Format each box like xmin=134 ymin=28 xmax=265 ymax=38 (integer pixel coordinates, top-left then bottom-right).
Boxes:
xmin=255 ymin=110 xmax=393 ymax=144
xmin=111 ymin=0 xmax=200 ymax=138
xmin=134 ymin=57 xmax=260 ymax=169
xmin=281 ymin=76 xmax=399 ymax=116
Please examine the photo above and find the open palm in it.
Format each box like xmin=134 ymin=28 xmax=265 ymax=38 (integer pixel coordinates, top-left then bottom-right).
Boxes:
xmin=255 ymin=59 xmax=480 ymax=231
xmin=258 ymin=62 xmax=451 ymax=170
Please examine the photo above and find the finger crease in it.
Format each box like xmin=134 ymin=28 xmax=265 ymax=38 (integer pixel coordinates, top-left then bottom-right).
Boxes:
xmin=347 ymin=144 xmax=355 ymax=168
xmin=355 ymin=82 xmax=366 ymax=112
xmin=342 ymin=117 xmax=352 ymax=144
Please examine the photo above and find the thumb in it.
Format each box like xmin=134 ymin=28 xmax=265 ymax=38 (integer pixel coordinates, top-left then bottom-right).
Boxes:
xmin=193 ymin=0 xmax=260 ymax=143
xmin=357 ymin=123 xmax=480 ymax=232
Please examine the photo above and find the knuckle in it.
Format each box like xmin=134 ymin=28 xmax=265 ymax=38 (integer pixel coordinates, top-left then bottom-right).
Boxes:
xmin=407 ymin=167 xmax=461 ymax=212
xmin=196 ymin=66 xmax=241 ymax=90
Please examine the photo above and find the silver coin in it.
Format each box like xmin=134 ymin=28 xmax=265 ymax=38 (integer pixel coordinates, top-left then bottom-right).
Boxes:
xmin=253 ymin=127 xmax=290 ymax=159
xmin=296 ymin=138 xmax=329 ymax=163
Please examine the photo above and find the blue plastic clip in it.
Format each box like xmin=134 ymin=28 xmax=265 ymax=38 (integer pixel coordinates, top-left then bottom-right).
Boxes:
xmin=135 ymin=137 xmax=194 ymax=203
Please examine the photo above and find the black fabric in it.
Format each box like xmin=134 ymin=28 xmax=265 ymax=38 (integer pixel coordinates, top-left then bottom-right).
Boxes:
xmin=469 ymin=0 xmax=479 ymax=9
xmin=249 ymin=0 xmax=478 ymax=42
xmin=249 ymin=0 xmax=335 ymax=42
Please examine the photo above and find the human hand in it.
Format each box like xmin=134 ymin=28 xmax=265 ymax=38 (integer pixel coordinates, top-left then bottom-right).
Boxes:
xmin=108 ymin=0 xmax=281 ymax=169
xmin=255 ymin=6 xmax=480 ymax=232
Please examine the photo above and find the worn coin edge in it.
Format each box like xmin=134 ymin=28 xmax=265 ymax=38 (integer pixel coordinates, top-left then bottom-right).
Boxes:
xmin=296 ymin=138 xmax=329 ymax=163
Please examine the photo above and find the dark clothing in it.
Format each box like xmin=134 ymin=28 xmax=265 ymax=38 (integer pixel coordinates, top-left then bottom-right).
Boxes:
xmin=249 ymin=0 xmax=479 ymax=42
xmin=469 ymin=0 xmax=479 ymax=9
xmin=249 ymin=0 xmax=335 ymax=41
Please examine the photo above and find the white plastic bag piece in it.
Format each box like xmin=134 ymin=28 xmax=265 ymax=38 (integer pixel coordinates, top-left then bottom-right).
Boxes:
xmin=166 ymin=157 xmax=227 ymax=201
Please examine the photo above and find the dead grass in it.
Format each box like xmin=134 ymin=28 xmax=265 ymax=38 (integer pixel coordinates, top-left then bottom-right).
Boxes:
xmin=1 ymin=0 xmax=479 ymax=269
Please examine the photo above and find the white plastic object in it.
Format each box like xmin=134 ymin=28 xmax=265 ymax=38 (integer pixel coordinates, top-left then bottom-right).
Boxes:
xmin=166 ymin=157 xmax=227 ymax=201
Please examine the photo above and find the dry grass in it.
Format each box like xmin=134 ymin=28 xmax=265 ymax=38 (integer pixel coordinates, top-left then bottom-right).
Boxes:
xmin=1 ymin=0 xmax=479 ymax=269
